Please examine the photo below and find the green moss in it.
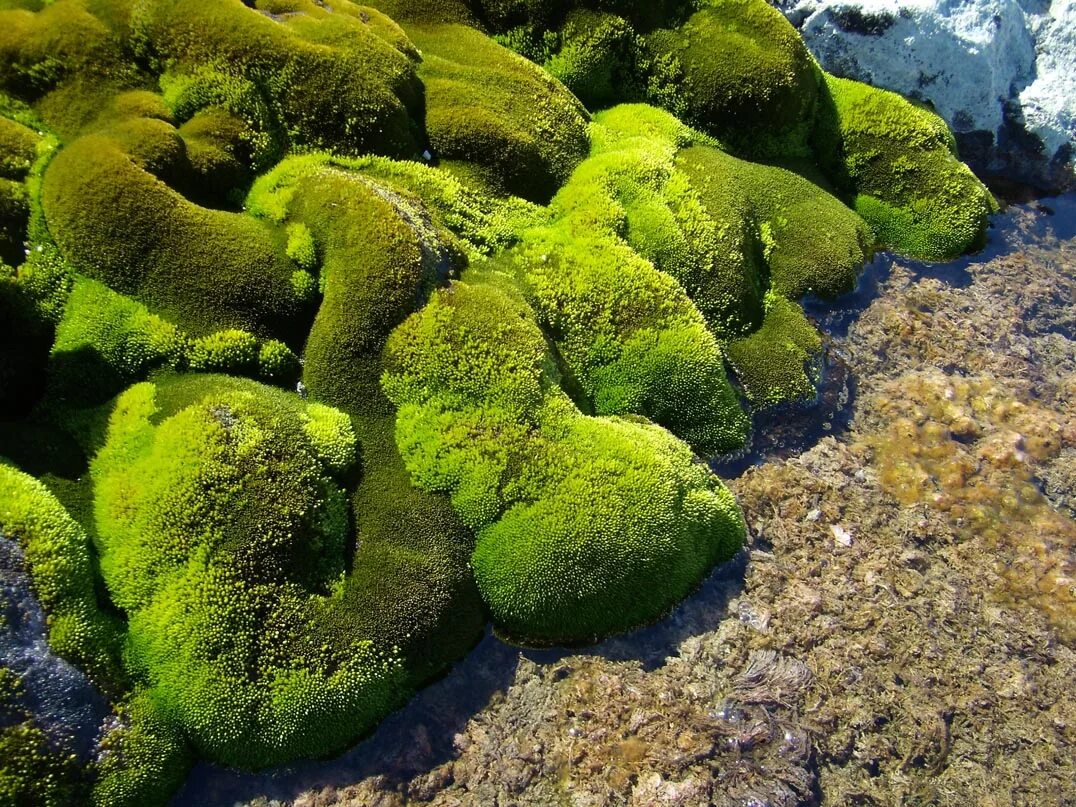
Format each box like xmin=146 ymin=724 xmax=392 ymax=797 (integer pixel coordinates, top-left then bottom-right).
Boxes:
xmin=48 ymin=276 xmax=186 ymax=406
xmin=814 ymin=73 xmax=997 ymax=260
xmin=724 ymin=293 xmax=823 ymax=407
xmin=47 ymin=278 xmax=298 ymax=408
xmin=132 ymin=0 xmax=423 ymax=157
xmin=0 ymin=463 xmax=125 ymax=688
xmin=40 ymin=120 xmax=309 ymax=339
xmin=89 ymin=375 xmax=406 ymax=766
xmin=0 ymin=116 xmax=40 ymax=263
xmin=257 ymin=338 xmax=300 ymax=384
xmin=186 ymin=328 xmax=258 ymax=375
xmin=408 ymin=23 xmax=589 ymax=202
xmin=384 ymin=275 xmax=744 ymax=642
xmin=643 ymin=0 xmax=820 ymax=159
xmin=542 ymin=10 xmax=640 ymax=108
xmin=91 ymin=691 xmax=193 ymax=807
xmin=676 ymin=143 xmax=871 ymax=300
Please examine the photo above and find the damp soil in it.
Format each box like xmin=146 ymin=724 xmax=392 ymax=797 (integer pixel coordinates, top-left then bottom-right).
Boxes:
xmin=172 ymin=195 xmax=1076 ymax=807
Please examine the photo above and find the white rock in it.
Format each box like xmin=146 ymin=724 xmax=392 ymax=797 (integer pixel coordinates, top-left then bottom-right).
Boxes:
xmin=831 ymin=524 xmax=854 ymax=546
xmin=778 ymin=0 xmax=1076 ymax=192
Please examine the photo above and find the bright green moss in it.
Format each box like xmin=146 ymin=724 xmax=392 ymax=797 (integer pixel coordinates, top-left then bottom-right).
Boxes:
xmin=48 ymin=278 xmax=299 ymax=408
xmin=284 ymin=221 xmax=316 ymax=270
xmin=814 ymin=73 xmax=997 ymax=260
xmin=407 ymin=23 xmax=589 ymax=202
xmin=257 ymin=338 xmax=300 ymax=384
xmin=0 ymin=463 xmax=125 ymax=688
xmin=724 ymin=293 xmax=823 ymax=407
xmin=89 ymin=375 xmax=417 ymax=767
xmin=48 ymin=276 xmax=186 ymax=406
xmin=186 ymin=328 xmax=258 ymax=375
xmin=91 ymin=691 xmax=193 ymax=807
xmin=384 ymin=274 xmax=745 ymax=642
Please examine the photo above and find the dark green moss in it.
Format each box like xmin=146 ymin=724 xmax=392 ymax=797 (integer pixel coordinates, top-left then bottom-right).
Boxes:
xmin=409 ymin=22 xmax=589 ymax=202
xmin=40 ymin=120 xmax=309 ymax=340
xmin=132 ymin=0 xmax=423 ymax=157
xmin=642 ymin=0 xmax=820 ymax=159
xmin=0 ymin=261 xmax=52 ymax=417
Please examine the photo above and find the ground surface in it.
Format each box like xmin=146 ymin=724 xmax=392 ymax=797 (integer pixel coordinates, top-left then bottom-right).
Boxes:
xmin=175 ymin=196 xmax=1076 ymax=807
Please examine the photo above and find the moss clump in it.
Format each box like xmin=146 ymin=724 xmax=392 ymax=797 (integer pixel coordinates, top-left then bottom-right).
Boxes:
xmin=492 ymin=104 xmax=870 ymax=450
xmin=0 ymin=116 xmax=40 ymax=263
xmin=132 ymin=0 xmax=424 ymax=157
xmin=724 ymin=293 xmax=824 ymax=408
xmin=40 ymin=119 xmax=309 ymax=340
xmin=642 ymin=0 xmax=820 ymax=159
xmin=675 ymin=142 xmax=872 ymax=300
xmin=89 ymin=375 xmax=406 ymax=767
xmin=408 ymin=23 xmax=590 ymax=202
xmin=384 ymin=274 xmax=744 ymax=642
xmin=814 ymin=74 xmax=998 ymax=260
xmin=90 ymin=691 xmax=193 ymax=807
xmin=0 ymin=463 xmax=125 ymax=688
xmin=0 ymin=1 xmax=1003 ymax=799
xmin=247 ymin=154 xmax=488 ymax=684
xmin=47 ymin=278 xmax=301 ymax=409
xmin=47 ymin=276 xmax=186 ymax=406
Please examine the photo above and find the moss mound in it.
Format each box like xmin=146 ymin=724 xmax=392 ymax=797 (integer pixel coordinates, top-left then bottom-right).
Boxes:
xmin=384 ymin=274 xmax=744 ymax=642
xmin=409 ymin=22 xmax=590 ymax=202
xmin=643 ymin=0 xmax=820 ymax=158
xmin=87 ymin=373 xmax=478 ymax=771
xmin=814 ymin=74 xmax=998 ymax=260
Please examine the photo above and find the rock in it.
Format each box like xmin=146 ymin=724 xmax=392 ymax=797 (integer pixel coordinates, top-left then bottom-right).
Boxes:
xmin=0 ymin=536 xmax=109 ymax=761
xmin=775 ymin=0 xmax=1076 ymax=193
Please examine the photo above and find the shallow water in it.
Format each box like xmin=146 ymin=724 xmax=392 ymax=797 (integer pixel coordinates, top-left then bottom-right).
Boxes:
xmin=172 ymin=199 xmax=1076 ymax=805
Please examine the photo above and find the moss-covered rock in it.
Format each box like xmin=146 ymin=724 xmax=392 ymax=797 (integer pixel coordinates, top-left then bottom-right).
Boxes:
xmin=643 ymin=0 xmax=820 ymax=159
xmin=384 ymin=273 xmax=745 ymax=642
xmin=813 ymin=73 xmax=998 ymax=260
xmin=86 ymin=374 xmax=474 ymax=768
xmin=409 ymin=22 xmax=590 ymax=202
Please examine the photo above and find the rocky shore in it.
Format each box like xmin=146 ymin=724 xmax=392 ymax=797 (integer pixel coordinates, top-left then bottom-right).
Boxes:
xmin=174 ymin=197 xmax=1076 ymax=806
